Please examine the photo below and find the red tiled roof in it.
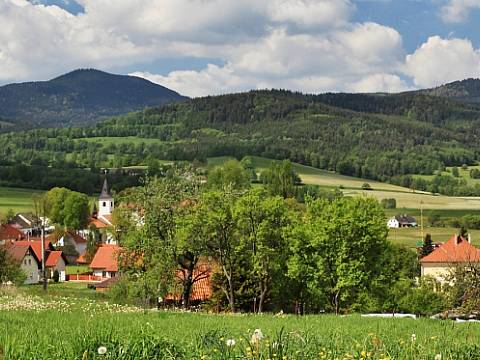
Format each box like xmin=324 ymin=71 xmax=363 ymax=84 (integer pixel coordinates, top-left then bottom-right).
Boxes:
xmin=0 ymin=224 xmax=25 ymax=241
xmin=77 ymin=252 xmax=89 ymax=264
xmin=45 ymin=251 xmax=64 ymax=268
xmin=14 ymin=240 xmax=53 ymax=262
xmin=90 ymin=245 xmax=119 ymax=272
xmin=421 ymin=235 xmax=480 ymax=263
xmin=166 ymin=263 xmax=213 ymax=301
xmin=89 ymin=218 xmax=109 ymax=229
xmin=4 ymin=243 xmax=40 ymax=265
xmin=100 ymin=215 xmax=113 ymax=224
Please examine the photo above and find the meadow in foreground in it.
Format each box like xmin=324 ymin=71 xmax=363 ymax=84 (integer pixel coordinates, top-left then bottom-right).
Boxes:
xmin=1 ymin=293 xmax=480 ymax=360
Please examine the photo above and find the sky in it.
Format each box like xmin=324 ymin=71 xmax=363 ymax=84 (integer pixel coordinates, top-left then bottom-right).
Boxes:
xmin=1 ymin=0 xmax=480 ymax=97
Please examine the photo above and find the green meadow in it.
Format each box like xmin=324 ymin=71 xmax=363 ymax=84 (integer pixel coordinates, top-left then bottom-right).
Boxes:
xmin=0 ymin=187 xmax=42 ymax=214
xmin=1 ymin=284 xmax=479 ymax=359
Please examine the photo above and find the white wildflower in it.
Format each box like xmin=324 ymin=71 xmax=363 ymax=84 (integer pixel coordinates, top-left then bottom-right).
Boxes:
xmin=251 ymin=329 xmax=264 ymax=344
xmin=411 ymin=334 xmax=416 ymax=342
xmin=226 ymin=339 xmax=236 ymax=347
xmin=97 ymin=346 xmax=107 ymax=355
xmin=435 ymin=355 xmax=442 ymax=360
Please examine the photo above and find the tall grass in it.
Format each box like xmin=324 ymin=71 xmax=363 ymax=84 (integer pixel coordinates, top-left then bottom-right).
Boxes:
xmin=1 ymin=294 xmax=480 ymax=359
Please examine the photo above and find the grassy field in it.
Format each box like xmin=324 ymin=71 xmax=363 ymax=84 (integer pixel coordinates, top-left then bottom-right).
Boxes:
xmin=416 ymin=165 xmax=480 ymax=186
xmin=1 ymin=284 xmax=480 ymax=359
xmin=387 ymin=227 xmax=480 ymax=248
xmin=75 ymin=136 xmax=166 ymax=146
xmin=0 ymin=187 xmax=42 ymax=214
xmin=208 ymin=156 xmax=480 ymax=211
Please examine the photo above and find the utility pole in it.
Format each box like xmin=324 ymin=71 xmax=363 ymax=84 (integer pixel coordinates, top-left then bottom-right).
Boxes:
xmin=420 ymin=200 xmax=424 ymax=243
xmin=34 ymin=194 xmax=47 ymax=291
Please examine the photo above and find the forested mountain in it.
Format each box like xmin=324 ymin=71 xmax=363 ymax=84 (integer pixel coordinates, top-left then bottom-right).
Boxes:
xmin=0 ymin=69 xmax=186 ymax=128
xmin=3 ymin=88 xmax=480 ymax=195
xmin=421 ymin=78 xmax=480 ymax=104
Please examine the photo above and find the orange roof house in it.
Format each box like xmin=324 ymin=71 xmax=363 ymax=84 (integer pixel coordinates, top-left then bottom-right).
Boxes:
xmin=421 ymin=235 xmax=480 ymax=282
xmin=90 ymin=245 xmax=119 ymax=278
xmin=14 ymin=240 xmax=54 ymax=262
xmin=165 ymin=263 xmax=213 ymax=303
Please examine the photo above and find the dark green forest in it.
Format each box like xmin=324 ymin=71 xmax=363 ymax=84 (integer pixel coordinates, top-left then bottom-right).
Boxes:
xmin=2 ymin=87 xmax=480 ymax=195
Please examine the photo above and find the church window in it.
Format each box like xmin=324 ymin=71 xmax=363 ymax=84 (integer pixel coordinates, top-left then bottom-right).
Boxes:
xmin=103 ymin=202 xmax=106 ymax=207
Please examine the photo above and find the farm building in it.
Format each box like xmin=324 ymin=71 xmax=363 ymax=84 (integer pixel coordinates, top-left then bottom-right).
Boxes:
xmin=420 ymin=234 xmax=480 ymax=283
xmin=387 ymin=214 xmax=417 ymax=228
xmin=45 ymin=251 xmax=68 ymax=281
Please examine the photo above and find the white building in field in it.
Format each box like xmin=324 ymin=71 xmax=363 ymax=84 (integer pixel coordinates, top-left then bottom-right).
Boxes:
xmin=387 ymin=218 xmax=400 ymax=228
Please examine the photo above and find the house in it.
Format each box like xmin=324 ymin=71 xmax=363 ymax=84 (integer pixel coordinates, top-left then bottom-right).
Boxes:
xmin=45 ymin=251 xmax=67 ymax=282
xmin=13 ymin=240 xmax=68 ymax=282
xmin=0 ymin=224 xmax=25 ymax=244
xmin=165 ymin=263 xmax=213 ymax=304
xmin=387 ymin=217 xmax=399 ymax=228
xmin=89 ymin=244 xmax=119 ymax=279
xmin=420 ymin=234 xmax=480 ymax=283
xmin=388 ymin=214 xmax=417 ymax=228
xmin=53 ymin=230 xmax=87 ymax=258
xmin=10 ymin=213 xmax=40 ymax=237
xmin=5 ymin=243 xmax=41 ymax=284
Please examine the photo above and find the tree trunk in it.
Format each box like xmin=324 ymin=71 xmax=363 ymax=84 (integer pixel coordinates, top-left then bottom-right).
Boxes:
xmin=181 ymin=261 xmax=195 ymax=308
xmin=258 ymin=278 xmax=268 ymax=313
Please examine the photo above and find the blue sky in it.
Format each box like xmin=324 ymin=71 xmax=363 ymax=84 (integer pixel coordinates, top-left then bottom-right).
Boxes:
xmin=2 ymin=0 xmax=480 ymax=96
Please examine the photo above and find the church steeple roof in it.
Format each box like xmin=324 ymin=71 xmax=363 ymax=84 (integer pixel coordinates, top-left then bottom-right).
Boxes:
xmin=99 ymin=178 xmax=112 ymax=200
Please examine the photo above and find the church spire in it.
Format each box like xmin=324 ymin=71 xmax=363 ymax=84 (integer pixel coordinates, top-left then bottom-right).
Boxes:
xmin=99 ymin=178 xmax=112 ymax=199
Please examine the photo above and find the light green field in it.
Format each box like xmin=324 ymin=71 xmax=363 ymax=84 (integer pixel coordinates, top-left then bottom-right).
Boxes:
xmin=75 ymin=136 xmax=165 ymax=146
xmin=209 ymin=156 xmax=480 ymax=211
xmin=0 ymin=187 xmax=42 ymax=214
xmin=416 ymin=165 xmax=480 ymax=186
xmin=1 ymin=284 xmax=479 ymax=359
xmin=387 ymin=227 xmax=480 ymax=248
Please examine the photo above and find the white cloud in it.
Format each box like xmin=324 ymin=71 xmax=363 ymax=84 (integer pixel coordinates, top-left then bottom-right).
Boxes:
xmin=440 ymin=0 xmax=480 ymax=23
xmin=404 ymin=36 xmax=480 ymax=87
xmin=346 ymin=74 xmax=411 ymax=93
xmin=132 ymin=23 xmax=405 ymax=96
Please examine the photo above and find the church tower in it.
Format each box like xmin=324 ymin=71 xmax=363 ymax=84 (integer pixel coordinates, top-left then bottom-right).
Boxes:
xmin=98 ymin=178 xmax=114 ymax=216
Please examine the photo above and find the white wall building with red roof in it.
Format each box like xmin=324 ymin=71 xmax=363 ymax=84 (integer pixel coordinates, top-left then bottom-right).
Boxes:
xmin=420 ymin=234 xmax=480 ymax=283
xmin=89 ymin=245 xmax=119 ymax=279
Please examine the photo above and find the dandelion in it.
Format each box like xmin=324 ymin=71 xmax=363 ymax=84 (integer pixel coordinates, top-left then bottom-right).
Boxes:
xmin=251 ymin=329 xmax=264 ymax=344
xmin=226 ymin=339 xmax=236 ymax=347
xmin=97 ymin=346 xmax=107 ymax=355
xmin=435 ymin=355 xmax=442 ymax=360
xmin=411 ymin=334 xmax=417 ymax=342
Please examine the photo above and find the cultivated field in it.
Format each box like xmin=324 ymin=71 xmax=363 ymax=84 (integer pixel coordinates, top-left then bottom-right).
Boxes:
xmin=1 ymin=284 xmax=480 ymax=359
xmin=209 ymin=156 xmax=480 ymax=211
xmin=0 ymin=187 xmax=41 ymax=214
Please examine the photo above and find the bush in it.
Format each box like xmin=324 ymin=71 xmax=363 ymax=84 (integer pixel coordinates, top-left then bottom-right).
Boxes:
xmin=361 ymin=183 xmax=372 ymax=191
xmin=380 ymin=198 xmax=396 ymax=209
xmin=52 ymin=269 xmax=60 ymax=283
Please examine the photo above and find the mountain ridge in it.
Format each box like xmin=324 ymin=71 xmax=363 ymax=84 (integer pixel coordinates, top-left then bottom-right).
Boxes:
xmin=0 ymin=69 xmax=186 ymax=128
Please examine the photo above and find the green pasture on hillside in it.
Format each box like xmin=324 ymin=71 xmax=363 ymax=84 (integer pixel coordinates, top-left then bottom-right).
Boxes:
xmin=0 ymin=187 xmax=42 ymax=214
xmin=208 ymin=156 xmax=480 ymax=211
xmin=387 ymin=227 xmax=480 ymax=248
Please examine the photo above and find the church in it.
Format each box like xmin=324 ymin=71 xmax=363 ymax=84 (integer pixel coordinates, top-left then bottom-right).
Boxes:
xmin=84 ymin=178 xmax=117 ymax=245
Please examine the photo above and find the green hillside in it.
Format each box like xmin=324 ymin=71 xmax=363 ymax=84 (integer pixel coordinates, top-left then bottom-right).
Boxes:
xmin=3 ymin=88 xmax=480 ymax=196
xmin=0 ymin=69 xmax=186 ymax=128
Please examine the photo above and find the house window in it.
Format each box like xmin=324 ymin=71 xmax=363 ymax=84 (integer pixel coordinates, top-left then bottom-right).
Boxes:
xmin=102 ymin=271 xmax=107 ymax=277
xmin=103 ymin=202 xmax=106 ymax=207
xmin=24 ymin=259 xmax=27 ymax=265
xmin=28 ymin=259 xmax=31 ymax=265
xmin=110 ymin=202 xmax=113 ymax=207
